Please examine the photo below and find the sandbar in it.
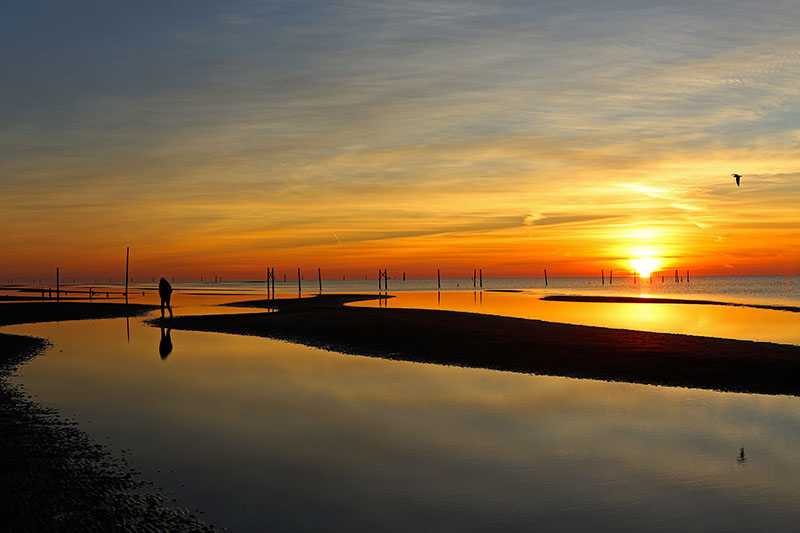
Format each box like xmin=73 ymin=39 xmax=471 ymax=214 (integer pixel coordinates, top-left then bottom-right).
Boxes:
xmin=167 ymin=299 xmax=800 ymax=397
xmin=542 ymin=294 xmax=800 ymax=312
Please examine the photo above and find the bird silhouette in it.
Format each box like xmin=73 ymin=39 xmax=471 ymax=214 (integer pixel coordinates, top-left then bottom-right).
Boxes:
xmin=732 ymin=173 xmax=741 ymax=186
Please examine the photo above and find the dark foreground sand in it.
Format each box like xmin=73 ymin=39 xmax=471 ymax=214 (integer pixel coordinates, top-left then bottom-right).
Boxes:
xmin=0 ymin=302 xmax=215 ymax=531
xmin=165 ymin=295 xmax=800 ymax=397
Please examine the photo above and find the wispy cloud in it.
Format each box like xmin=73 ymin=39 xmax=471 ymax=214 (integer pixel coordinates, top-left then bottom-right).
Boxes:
xmin=1 ymin=1 xmax=799 ymax=276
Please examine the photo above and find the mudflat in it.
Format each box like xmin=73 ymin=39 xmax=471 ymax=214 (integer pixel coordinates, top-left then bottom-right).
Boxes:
xmin=166 ymin=299 xmax=800 ymax=397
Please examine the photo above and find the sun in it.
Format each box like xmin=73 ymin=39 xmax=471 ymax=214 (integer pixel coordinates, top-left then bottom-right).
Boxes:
xmin=629 ymin=257 xmax=661 ymax=278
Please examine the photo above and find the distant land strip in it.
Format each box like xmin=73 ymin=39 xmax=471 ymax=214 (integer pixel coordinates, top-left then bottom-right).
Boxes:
xmin=541 ymin=295 xmax=800 ymax=313
xmin=222 ymin=293 xmax=394 ymax=311
xmin=162 ymin=298 xmax=800 ymax=397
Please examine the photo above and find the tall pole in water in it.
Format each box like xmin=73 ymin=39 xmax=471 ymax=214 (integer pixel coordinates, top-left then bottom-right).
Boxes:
xmin=479 ymin=268 xmax=482 ymax=288
xmin=125 ymin=246 xmax=129 ymax=303
xmin=437 ymin=269 xmax=441 ymax=289
xmin=544 ymin=269 xmax=548 ymax=287
xmin=56 ymin=267 xmax=59 ymax=302
xmin=318 ymin=268 xmax=322 ymax=294
xmin=297 ymin=267 xmax=301 ymax=297
xmin=610 ymin=270 xmax=613 ymax=285
xmin=601 ymin=269 xmax=605 ymax=285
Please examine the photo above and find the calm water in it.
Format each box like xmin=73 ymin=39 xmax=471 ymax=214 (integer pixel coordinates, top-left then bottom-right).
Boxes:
xmin=3 ymin=289 xmax=800 ymax=531
xmin=3 ymin=283 xmax=800 ymax=530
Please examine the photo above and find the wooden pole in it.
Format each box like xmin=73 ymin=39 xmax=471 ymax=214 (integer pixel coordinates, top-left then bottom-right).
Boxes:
xmin=610 ymin=270 xmax=613 ymax=285
xmin=56 ymin=267 xmax=59 ymax=302
xmin=437 ymin=269 xmax=441 ymax=289
xmin=378 ymin=269 xmax=382 ymax=291
xmin=297 ymin=267 xmax=301 ymax=297
xmin=318 ymin=268 xmax=322 ymax=294
xmin=675 ymin=269 xmax=679 ymax=282
xmin=601 ymin=269 xmax=604 ymax=284
xmin=403 ymin=272 xmax=406 ymax=281
xmin=384 ymin=269 xmax=388 ymax=291
xmin=271 ymin=268 xmax=275 ymax=297
xmin=544 ymin=269 xmax=548 ymax=286
xmin=125 ymin=247 xmax=129 ymax=303
xmin=479 ymin=268 xmax=482 ymax=288
xmin=473 ymin=269 xmax=476 ymax=288
xmin=686 ymin=270 xmax=690 ymax=283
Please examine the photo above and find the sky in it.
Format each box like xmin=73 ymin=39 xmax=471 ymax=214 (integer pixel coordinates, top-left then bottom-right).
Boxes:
xmin=2 ymin=1 xmax=799 ymax=281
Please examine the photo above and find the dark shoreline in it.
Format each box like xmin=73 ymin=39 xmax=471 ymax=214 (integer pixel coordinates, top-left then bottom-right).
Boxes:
xmin=164 ymin=300 xmax=800 ymax=397
xmin=222 ymin=292 xmax=393 ymax=311
xmin=0 ymin=302 xmax=215 ymax=531
xmin=541 ymin=294 xmax=800 ymax=312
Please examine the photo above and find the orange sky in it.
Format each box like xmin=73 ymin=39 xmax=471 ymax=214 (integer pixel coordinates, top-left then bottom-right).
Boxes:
xmin=2 ymin=2 xmax=799 ymax=281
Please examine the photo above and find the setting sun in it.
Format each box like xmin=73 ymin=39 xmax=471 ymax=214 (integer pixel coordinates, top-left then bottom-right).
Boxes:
xmin=629 ymin=257 xmax=661 ymax=278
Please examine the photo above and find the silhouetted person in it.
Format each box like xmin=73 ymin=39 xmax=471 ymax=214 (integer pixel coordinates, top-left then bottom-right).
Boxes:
xmin=159 ymin=277 xmax=173 ymax=319
xmin=159 ymin=326 xmax=173 ymax=360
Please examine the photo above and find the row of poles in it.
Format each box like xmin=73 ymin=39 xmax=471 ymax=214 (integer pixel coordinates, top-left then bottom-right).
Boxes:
xmin=266 ymin=266 xmax=692 ymax=298
xmin=45 ymin=247 xmax=132 ymax=303
xmin=266 ymin=267 xmax=489 ymax=298
xmin=599 ymin=269 xmax=691 ymax=285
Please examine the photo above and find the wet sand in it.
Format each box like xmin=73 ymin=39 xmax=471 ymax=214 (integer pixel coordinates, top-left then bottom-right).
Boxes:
xmin=0 ymin=302 xmax=215 ymax=531
xmin=165 ymin=296 xmax=800 ymax=397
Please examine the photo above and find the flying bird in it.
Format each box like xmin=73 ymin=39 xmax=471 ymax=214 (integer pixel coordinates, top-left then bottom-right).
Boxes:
xmin=732 ymin=173 xmax=741 ymax=186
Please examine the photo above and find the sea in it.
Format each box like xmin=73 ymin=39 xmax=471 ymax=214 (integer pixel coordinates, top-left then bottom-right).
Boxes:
xmin=128 ymin=274 xmax=799 ymax=305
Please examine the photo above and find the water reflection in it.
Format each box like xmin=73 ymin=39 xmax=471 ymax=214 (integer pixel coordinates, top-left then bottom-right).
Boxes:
xmin=159 ymin=327 xmax=173 ymax=360
xmin=354 ymin=291 xmax=800 ymax=345
xmin=7 ymin=312 xmax=800 ymax=531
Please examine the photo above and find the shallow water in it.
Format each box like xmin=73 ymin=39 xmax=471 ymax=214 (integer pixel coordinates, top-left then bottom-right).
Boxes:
xmin=6 ymin=306 xmax=800 ymax=531
xmin=355 ymin=291 xmax=800 ymax=345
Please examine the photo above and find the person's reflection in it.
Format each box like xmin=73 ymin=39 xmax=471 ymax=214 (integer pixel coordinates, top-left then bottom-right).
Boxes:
xmin=159 ymin=326 xmax=173 ymax=360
